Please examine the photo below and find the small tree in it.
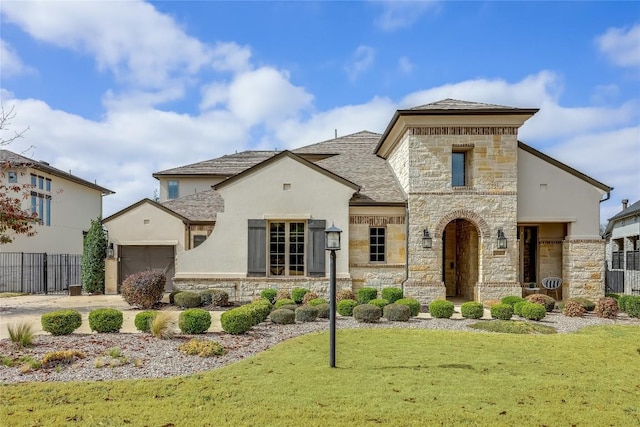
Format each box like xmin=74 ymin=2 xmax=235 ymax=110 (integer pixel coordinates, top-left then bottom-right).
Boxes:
xmin=81 ymin=218 xmax=107 ymax=294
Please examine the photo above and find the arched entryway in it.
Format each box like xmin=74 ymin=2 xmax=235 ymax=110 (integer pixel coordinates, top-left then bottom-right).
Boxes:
xmin=442 ymin=219 xmax=479 ymax=300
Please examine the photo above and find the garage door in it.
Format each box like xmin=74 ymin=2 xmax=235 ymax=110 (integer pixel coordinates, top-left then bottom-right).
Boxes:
xmin=119 ymin=246 xmax=175 ymax=292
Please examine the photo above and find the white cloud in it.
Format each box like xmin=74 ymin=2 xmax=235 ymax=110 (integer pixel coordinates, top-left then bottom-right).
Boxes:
xmin=345 ymin=45 xmax=375 ymax=81
xmin=591 ymin=84 xmax=620 ymax=105
xmin=374 ymin=1 xmax=440 ymax=31
xmin=0 ymin=39 xmax=32 ymax=77
xmin=596 ymin=23 xmax=640 ymax=67
xmin=210 ymin=42 xmax=252 ymax=73
xmin=398 ymin=56 xmax=413 ymax=74
xmin=0 ymin=1 xmax=211 ymax=88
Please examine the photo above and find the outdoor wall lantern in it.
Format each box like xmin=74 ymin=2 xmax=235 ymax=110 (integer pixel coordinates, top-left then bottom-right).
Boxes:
xmin=497 ymin=229 xmax=507 ymax=249
xmin=106 ymin=243 xmax=114 ymax=258
xmin=422 ymin=229 xmax=433 ymax=249
xmin=324 ymin=223 xmax=342 ymax=369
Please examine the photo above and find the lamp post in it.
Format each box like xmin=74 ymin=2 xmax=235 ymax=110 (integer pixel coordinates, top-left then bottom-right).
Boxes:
xmin=325 ymin=224 xmax=342 ymax=368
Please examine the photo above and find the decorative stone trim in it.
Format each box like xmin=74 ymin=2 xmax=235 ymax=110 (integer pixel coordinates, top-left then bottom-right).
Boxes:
xmin=480 ymin=282 xmax=521 ymax=287
xmin=433 ymin=209 xmax=491 ymax=238
xmin=540 ymin=240 xmax=563 ymax=245
xmin=564 ymin=239 xmax=604 ymax=244
xmin=452 ymin=143 xmax=475 ymax=148
xmin=350 ymin=215 xmax=405 ymax=225
xmin=350 ymin=263 xmax=405 ymax=268
xmin=409 ymin=127 xmax=518 ymax=136
xmin=411 ymin=191 xmax=517 ymax=196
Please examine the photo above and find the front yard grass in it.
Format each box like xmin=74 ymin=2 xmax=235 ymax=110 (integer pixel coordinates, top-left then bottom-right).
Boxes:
xmin=2 ymin=325 xmax=640 ymax=426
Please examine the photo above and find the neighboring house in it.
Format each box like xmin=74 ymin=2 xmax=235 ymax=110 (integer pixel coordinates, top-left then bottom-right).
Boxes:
xmin=604 ymin=199 xmax=640 ymax=295
xmin=0 ymin=149 xmax=114 ymax=254
xmin=104 ymin=99 xmax=612 ymax=303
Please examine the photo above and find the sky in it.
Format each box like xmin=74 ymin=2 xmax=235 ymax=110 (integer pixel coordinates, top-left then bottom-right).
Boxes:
xmin=1 ymin=1 xmax=639 ymax=223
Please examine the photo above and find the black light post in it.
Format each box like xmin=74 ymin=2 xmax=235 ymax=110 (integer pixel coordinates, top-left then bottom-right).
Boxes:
xmin=325 ymin=224 xmax=342 ymax=368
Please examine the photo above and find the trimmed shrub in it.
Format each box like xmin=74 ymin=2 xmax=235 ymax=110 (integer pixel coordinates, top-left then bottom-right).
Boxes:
xmin=174 ymin=291 xmax=202 ymax=308
xmin=279 ymin=304 xmax=299 ymax=312
xmin=336 ymin=289 xmax=355 ymax=302
xmin=252 ymin=299 xmax=273 ymax=323
xmin=88 ymin=308 xmax=123 ymax=333
xmin=618 ymin=295 xmax=633 ymax=313
xmin=357 ymin=287 xmax=378 ymax=304
xmin=513 ymin=301 xmax=528 ymax=316
xmin=570 ymin=297 xmax=596 ymax=312
xmin=81 ymin=217 xmax=107 ymax=294
xmin=270 ymin=308 xmax=295 ymax=325
xmin=275 ymin=298 xmax=296 ymax=309
xmin=295 ymin=306 xmax=319 ymax=322
xmin=595 ymin=297 xmax=619 ymax=319
xmin=220 ymin=309 xmax=253 ymax=335
xmin=626 ymin=296 xmax=640 ymax=318
xmin=41 ymin=310 xmax=82 ymax=336
xmin=605 ymin=293 xmax=620 ymax=300
xmin=178 ymin=339 xmax=226 ymax=357
xmin=169 ymin=291 xmax=182 ymax=305
xmin=483 ymin=299 xmax=502 ymax=308
xmin=260 ymin=288 xmax=278 ymax=304
xmin=134 ymin=310 xmax=158 ymax=333
xmin=121 ymin=271 xmax=166 ymax=309
xmin=525 ymin=294 xmax=555 ymax=312
xmin=316 ymin=303 xmax=330 ymax=318
xmin=275 ymin=289 xmax=291 ymax=301
xmin=395 ymin=298 xmax=421 ymax=317
xmin=501 ymin=296 xmax=525 ymax=307
xmin=521 ymin=303 xmax=546 ymax=321
xmin=337 ymin=299 xmax=358 ymax=316
xmin=291 ymin=288 xmax=310 ymax=304
xmin=302 ymin=292 xmax=319 ymax=305
xmin=203 ymin=289 xmax=229 ymax=307
xmin=381 ymin=287 xmax=403 ymax=304
xmin=200 ymin=291 xmax=213 ymax=306
xmin=383 ymin=303 xmax=411 ymax=322
xmin=562 ymin=300 xmax=585 ymax=317
xmin=429 ymin=300 xmax=454 ymax=319
xmin=369 ymin=298 xmax=390 ymax=311
xmin=490 ymin=303 xmax=513 ymax=320
xmin=353 ymin=304 xmax=382 ymax=323
xmin=461 ymin=301 xmax=484 ymax=319
xmin=308 ymin=298 xmax=328 ymax=306
xmin=179 ymin=308 xmax=211 ymax=334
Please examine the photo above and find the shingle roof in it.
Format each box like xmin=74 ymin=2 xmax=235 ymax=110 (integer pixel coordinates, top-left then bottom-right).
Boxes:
xmin=0 ymin=149 xmax=114 ymax=194
xmin=410 ymin=98 xmax=526 ymax=111
xmin=153 ymin=150 xmax=279 ymax=177
xmin=161 ymin=189 xmax=223 ymax=222
xmin=609 ymin=200 xmax=640 ymax=221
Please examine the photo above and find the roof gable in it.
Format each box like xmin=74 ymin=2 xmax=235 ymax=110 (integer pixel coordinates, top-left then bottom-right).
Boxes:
xmin=153 ymin=150 xmax=278 ymax=177
xmin=102 ymin=198 xmax=188 ymax=224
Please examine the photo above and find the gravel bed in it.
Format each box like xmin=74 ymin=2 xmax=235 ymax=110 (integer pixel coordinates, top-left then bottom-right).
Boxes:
xmin=1 ymin=312 xmax=638 ymax=384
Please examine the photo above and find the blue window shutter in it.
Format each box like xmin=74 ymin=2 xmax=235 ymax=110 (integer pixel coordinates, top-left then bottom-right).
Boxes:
xmin=247 ymin=219 xmax=266 ymax=276
xmin=307 ymin=219 xmax=326 ymax=277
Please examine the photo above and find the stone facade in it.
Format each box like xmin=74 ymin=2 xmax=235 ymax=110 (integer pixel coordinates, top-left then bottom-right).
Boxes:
xmin=562 ymin=239 xmax=605 ymax=300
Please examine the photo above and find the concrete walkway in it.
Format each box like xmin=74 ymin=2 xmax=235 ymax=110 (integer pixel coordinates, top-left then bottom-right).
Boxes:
xmin=0 ymin=294 xmax=492 ymax=340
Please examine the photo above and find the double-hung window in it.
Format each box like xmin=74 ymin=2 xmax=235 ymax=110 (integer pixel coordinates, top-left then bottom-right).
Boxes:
xmin=369 ymin=227 xmax=386 ymax=262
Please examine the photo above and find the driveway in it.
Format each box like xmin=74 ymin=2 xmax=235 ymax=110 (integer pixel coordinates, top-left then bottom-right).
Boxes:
xmin=0 ymin=294 xmax=223 ymax=339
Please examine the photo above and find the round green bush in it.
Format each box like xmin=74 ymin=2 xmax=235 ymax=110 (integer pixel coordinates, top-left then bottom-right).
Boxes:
xmin=337 ymin=299 xmax=358 ymax=316
xmin=88 ymin=308 xmax=123 ymax=333
xmin=383 ymin=303 xmax=411 ymax=322
xmin=279 ymin=304 xmax=299 ymax=312
xmin=513 ymin=301 xmax=528 ymax=316
xmin=605 ymin=293 xmax=620 ymax=300
xmin=429 ymin=300 xmax=454 ymax=319
xmin=501 ymin=296 xmax=524 ymax=307
xmin=316 ymin=303 xmax=330 ymax=318
xmin=270 ymin=308 xmax=296 ymax=324
xmin=618 ymin=295 xmax=633 ymax=313
xmin=490 ymin=303 xmax=513 ymax=320
xmin=220 ymin=308 xmax=253 ymax=334
xmin=291 ymin=288 xmax=310 ymax=304
xmin=295 ymin=305 xmax=319 ymax=322
xmin=357 ymin=287 xmax=378 ymax=304
xmin=179 ymin=308 xmax=211 ymax=334
xmin=174 ymin=291 xmax=202 ymax=308
xmin=275 ymin=298 xmax=296 ymax=309
xmin=134 ymin=310 xmax=158 ymax=332
xmin=250 ymin=299 xmax=272 ymax=324
xmin=41 ymin=310 xmax=82 ymax=336
xmin=169 ymin=291 xmax=182 ymax=305
xmin=570 ymin=297 xmax=595 ymax=312
xmin=353 ymin=304 xmax=382 ymax=323
xmin=260 ymin=288 xmax=278 ymax=304
xmin=381 ymin=287 xmax=403 ymax=303
xmin=369 ymin=298 xmax=390 ymax=311
xmin=121 ymin=270 xmax=166 ymax=309
xmin=525 ymin=294 xmax=555 ymax=312
xmin=308 ymin=298 xmax=328 ymax=306
xmin=461 ymin=301 xmax=484 ymax=319
xmin=521 ymin=302 xmax=546 ymax=321
xmin=395 ymin=298 xmax=421 ymax=317
xmin=625 ymin=296 xmax=640 ymax=318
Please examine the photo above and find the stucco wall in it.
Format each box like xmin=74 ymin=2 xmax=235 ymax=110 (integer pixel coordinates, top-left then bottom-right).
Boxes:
xmin=158 ymin=176 xmax=225 ymax=202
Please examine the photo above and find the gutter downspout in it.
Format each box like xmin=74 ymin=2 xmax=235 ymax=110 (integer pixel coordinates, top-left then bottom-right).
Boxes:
xmin=599 ymin=191 xmax=611 ymax=204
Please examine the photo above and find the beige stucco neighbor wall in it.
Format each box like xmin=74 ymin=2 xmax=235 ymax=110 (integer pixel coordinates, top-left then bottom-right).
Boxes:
xmin=348 ymin=206 xmax=406 ymax=293
xmin=157 ymin=176 xmax=225 ymax=202
xmin=175 ymin=155 xmax=355 ymax=282
xmin=0 ymin=166 xmax=104 ymax=254
xmin=562 ymin=239 xmax=605 ymax=300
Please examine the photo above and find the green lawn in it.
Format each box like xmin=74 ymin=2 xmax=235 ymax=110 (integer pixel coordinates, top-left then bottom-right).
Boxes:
xmin=2 ymin=325 xmax=640 ymax=426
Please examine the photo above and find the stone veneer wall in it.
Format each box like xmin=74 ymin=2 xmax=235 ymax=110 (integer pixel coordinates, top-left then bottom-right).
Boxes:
xmin=562 ymin=239 xmax=605 ymax=300
xmin=173 ymin=277 xmax=353 ymax=303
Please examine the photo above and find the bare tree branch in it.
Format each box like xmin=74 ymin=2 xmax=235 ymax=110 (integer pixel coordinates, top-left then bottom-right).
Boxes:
xmin=0 ymin=104 xmax=30 ymax=146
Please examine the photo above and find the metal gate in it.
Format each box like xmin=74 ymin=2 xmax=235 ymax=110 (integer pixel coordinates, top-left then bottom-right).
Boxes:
xmin=118 ymin=245 xmax=175 ymax=292
xmin=0 ymin=252 xmax=82 ymax=294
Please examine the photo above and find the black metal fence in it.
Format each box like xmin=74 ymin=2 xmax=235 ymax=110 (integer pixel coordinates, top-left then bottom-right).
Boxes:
xmin=0 ymin=252 xmax=82 ymax=294
xmin=605 ymin=260 xmax=640 ymax=295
